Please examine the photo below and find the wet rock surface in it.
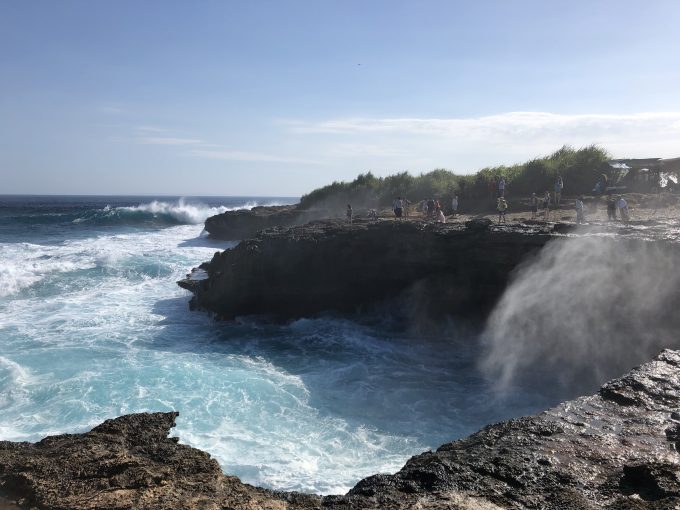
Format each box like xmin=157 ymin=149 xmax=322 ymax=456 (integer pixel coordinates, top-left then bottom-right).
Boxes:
xmin=1 ymin=351 xmax=679 ymax=509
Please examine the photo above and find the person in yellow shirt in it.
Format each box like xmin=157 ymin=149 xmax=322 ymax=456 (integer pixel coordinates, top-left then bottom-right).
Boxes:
xmin=497 ymin=197 xmax=508 ymax=223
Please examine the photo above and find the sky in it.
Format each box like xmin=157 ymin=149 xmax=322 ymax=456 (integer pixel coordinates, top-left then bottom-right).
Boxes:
xmin=1 ymin=0 xmax=680 ymax=196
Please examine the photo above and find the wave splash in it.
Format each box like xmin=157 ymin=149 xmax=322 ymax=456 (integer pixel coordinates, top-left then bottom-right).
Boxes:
xmin=75 ymin=198 xmax=269 ymax=226
xmin=481 ymin=236 xmax=680 ymax=393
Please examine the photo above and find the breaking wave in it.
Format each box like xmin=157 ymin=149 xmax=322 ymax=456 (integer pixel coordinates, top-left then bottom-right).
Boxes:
xmin=73 ymin=199 xmax=264 ymax=226
xmin=3 ymin=199 xmax=283 ymax=228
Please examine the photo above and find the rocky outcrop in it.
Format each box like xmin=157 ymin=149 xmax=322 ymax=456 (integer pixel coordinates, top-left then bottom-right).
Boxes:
xmin=183 ymin=217 xmax=680 ymax=321
xmin=2 ymin=350 xmax=679 ymax=509
xmin=330 ymin=349 xmax=680 ymax=509
xmin=204 ymin=205 xmax=331 ymax=240
xmin=181 ymin=218 xmax=565 ymax=321
xmin=0 ymin=412 xmax=321 ymax=510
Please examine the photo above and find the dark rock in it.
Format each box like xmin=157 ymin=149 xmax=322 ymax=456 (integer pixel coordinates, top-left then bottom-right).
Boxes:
xmin=464 ymin=217 xmax=492 ymax=230
xmin=328 ymin=349 xmax=680 ymax=509
xmin=620 ymin=463 xmax=680 ymax=501
xmin=0 ymin=412 xmax=321 ymax=510
xmin=204 ymin=204 xmax=332 ymax=240
xmin=180 ymin=219 xmax=558 ymax=321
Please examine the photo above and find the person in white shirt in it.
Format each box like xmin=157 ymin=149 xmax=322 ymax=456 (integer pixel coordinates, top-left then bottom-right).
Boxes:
xmin=574 ymin=196 xmax=585 ymax=224
xmin=554 ymin=176 xmax=564 ymax=206
xmin=618 ymin=196 xmax=629 ymax=222
xmin=451 ymin=195 xmax=459 ymax=218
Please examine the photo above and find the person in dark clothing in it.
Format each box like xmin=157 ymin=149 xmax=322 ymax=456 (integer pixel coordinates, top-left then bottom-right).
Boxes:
xmin=606 ymin=194 xmax=617 ymax=221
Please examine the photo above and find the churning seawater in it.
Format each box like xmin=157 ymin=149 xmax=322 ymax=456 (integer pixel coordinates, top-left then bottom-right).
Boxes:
xmin=0 ymin=195 xmax=554 ymax=495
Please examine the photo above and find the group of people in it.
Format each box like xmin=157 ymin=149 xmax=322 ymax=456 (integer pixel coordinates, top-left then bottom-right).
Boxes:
xmin=573 ymin=194 xmax=630 ymax=224
xmin=417 ymin=196 xmax=460 ymax=223
xmin=606 ymin=194 xmax=630 ymax=222
xmin=528 ymin=191 xmax=554 ymax=220
xmin=345 ymin=173 xmax=630 ymax=225
xmin=415 ymin=198 xmax=446 ymax=223
xmin=391 ymin=197 xmax=412 ymax=218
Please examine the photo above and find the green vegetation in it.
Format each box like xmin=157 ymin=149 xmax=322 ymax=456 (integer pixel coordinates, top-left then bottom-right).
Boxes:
xmin=298 ymin=145 xmax=611 ymax=210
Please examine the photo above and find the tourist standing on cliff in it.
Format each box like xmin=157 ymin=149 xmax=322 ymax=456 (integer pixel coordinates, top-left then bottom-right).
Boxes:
xmin=574 ymin=196 xmax=585 ymax=224
xmin=554 ymin=175 xmax=564 ymax=206
xmin=403 ymin=198 xmax=411 ymax=217
xmin=497 ymin=197 xmax=508 ymax=223
xmin=427 ymin=198 xmax=435 ymax=218
xmin=618 ymin=195 xmax=630 ymax=222
xmin=530 ymin=193 xmax=538 ymax=219
xmin=393 ymin=197 xmax=403 ymax=219
xmin=498 ymin=177 xmax=506 ymax=197
xmin=543 ymin=191 xmax=551 ymax=220
xmin=451 ymin=195 xmax=459 ymax=218
xmin=346 ymin=204 xmax=353 ymax=224
xmin=606 ymin=194 xmax=617 ymax=221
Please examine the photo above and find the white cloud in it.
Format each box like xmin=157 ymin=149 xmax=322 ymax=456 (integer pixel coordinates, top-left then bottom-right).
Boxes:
xmin=282 ymin=111 xmax=680 ymax=173
xmin=97 ymin=104 xmax=128 ymax=115
xmin=326 ymin=143 xmax=408 ymax=158
xmin=289 ymin=111 xmax=680 ymax=140
xmin=131 ymin=126 xmax=317 ymax=165
xmin=189 ymin=149 xmax=321 ymax=165
xmin=135 ymin=126 xmax=168 ymax=133
xmin=129 ymin=113 xmax=680 ymax=179
xmin=138 ymin=137 xmax=207 ymax=146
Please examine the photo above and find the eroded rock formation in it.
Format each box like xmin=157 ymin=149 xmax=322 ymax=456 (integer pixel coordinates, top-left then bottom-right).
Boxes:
xmin=2 ymin=351 xmax=679 ymax=509
xmin=0 ymin=412 xmax=320 ymax=510
xmin=180 ymin=219 xmax=562 ymax=321
xmin=204 ymin=205 xmax=330 ymax=240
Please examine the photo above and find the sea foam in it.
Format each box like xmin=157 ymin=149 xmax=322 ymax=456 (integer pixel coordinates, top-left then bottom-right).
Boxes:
xmin=0 ymin=198 xmax=554 ymax=495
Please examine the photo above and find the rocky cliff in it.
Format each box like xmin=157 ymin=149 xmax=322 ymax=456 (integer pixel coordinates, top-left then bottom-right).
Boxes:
xmin=181 ymin=218 xmax=563 ymax=321
xmin=184 ymin=217 xmax=680 ymax=322
xmin=2 ymin=350 xmax=679 ymax=509
xmin=204 ymin=205 xmax=331 ymax=240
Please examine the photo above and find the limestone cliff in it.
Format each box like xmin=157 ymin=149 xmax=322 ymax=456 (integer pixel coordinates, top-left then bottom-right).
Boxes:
xmin=181 ymin=219 xmax=560 ymax=321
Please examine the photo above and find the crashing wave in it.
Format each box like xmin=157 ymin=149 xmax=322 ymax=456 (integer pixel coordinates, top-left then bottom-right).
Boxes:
xmin=71 ymin=199 xmax=275 ymax=226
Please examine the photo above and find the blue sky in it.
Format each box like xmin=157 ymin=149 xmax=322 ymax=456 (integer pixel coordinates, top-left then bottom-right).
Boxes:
xmin=2 ymin=1 xmax=680 ymax=196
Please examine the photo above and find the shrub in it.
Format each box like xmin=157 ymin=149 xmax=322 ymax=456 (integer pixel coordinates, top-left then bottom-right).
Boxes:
xmin=298 ymin=145 xmax=611 ymax=210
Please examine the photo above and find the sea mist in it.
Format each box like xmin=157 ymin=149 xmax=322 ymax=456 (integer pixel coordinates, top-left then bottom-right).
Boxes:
xmin=481 ymin=235 xmax=680 ymax=393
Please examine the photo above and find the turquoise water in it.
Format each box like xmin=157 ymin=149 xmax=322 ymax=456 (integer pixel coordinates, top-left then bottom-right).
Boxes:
xmin=0 ymin=195 xmax=552 ymax=494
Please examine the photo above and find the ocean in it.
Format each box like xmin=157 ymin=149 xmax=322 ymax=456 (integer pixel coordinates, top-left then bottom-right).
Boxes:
xmin=0 ymin=195 xmax=554 ymax=494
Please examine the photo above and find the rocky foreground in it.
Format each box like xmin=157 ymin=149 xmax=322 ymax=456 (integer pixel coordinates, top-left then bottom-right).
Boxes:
xmin=1 ymin=350 xmax=679 ymax=509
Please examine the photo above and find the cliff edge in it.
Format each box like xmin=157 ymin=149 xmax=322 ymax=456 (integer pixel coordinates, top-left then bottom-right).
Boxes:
xmin=181 ymin=218 xmax=560 ymax=321
xmin=204 ymin=205 xmax=330 ymax=240
xmin=181 ymin=217 xmax=680 ymax=322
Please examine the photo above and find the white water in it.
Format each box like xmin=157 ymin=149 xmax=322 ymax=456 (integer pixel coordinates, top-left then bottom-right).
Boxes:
xmin=0 ymin=199 xmax=553 ymax=494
